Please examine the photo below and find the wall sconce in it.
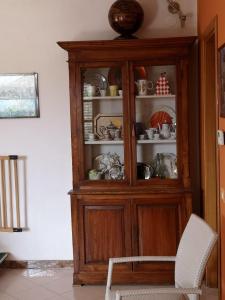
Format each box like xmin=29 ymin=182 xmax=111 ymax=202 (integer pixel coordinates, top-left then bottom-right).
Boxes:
xmin=167 ymin=0 xmax=187 ymax=28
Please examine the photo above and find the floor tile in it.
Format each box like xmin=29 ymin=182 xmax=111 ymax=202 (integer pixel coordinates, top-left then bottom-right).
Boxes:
xmin=14 ymin=285 xmax=58 ymax=300
xmin=0 ymin=276 xmax=36 ymax=295
xmin=45 ymin=295 xmax=69 ymax=300
xmin=63 ymin=286 xmax=105 ymax=300
xmin=44 ymin=276 xmax=74 ymax=294
xmin=0 ymin=291 xmax=17 ymax=300
xmin=0 ymin=268 xmax=219 ymax=300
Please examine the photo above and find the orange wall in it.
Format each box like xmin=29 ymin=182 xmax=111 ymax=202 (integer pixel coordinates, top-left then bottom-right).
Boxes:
xmin=198 ymin=0 xmax=225 ymax=130
xmin=198 ymin=0 xmax=225 ymax=47
xmin=198 ymin=0 xmax=225 ymax=296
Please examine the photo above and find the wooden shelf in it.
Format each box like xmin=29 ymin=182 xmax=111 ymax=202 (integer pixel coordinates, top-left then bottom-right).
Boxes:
xmin=137 ymin=139 xmax=176 ymax=144
xmin=85 ymin=140 xmax=124 ymax=145
xmin=136 ymin=95 xmax=176 ymax=99
xmin=83 ymin=96 xmax=122 ymax=101
xmin=83 ymin=95 xmax=175 ymax=101
xmin=85 ymin=140 xmax=176 ymax=145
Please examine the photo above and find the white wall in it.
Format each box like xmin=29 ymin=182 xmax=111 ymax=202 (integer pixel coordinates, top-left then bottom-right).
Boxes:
xmin=0 ymin=0 xmax=197 ymax=260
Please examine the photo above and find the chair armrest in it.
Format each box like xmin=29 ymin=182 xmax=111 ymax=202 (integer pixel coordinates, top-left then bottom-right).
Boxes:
xmin=115 ymin=287 xmax=202 ymax=300
xmin=106 ymin=256 xmax=176 ymax=289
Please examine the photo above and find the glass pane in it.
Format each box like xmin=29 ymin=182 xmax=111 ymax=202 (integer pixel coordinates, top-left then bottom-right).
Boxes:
xmin=82 ymin=67 xmax=125 ymax=181
xmin=134 ymin=65 xmax=177 ymax=180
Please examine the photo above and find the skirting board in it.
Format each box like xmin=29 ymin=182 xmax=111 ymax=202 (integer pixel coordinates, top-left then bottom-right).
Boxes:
xmin=0 ymin=260 xmax=73 ymax=269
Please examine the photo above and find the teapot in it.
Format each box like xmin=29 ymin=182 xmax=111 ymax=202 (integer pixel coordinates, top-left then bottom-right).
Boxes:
xmin=158 ymin=122 xmax=171 ymax=139
xmin=100 ymin=122 xmax=121 ymax=140
xmin=100 ymin=126 xmax=111 ymax=140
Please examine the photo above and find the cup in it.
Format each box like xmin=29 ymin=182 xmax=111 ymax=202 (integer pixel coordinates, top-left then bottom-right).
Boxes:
xmin=136 ymin=80 xmax=154 ymax=96
xmin=170 ymin=132 xmax=176 ymax=139
xmin=114 ymin=129 xmax=122 ymax=140
xmin=118 ymin=90 xmax=123 ymax=97
xmin=88 ymin=169 xmax=101 ymax=180
xmin=86 ymin=85 xmax=96 ymax=97
xmin=109 ymin=85 xmax=118 ymax=96
xmin=100 ymin=89 xmax=107 ymax=97
xmin=88 ymin=133 xmax=96 ymax=141
xmin=83 ymin=83 xmax=89 ymax=96
xmin=153 ymin=133 xmax=160 ymax=140
xmin=102 ymin=133 xmax=111 ymax=141
xmin=139 ymin=134 xmax=146 ymax=140
xmin=145 ymin=128 xmax=155 ymax=140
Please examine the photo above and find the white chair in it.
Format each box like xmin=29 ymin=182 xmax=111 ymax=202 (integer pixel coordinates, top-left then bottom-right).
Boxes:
xmin=105 ymin=214 xmax=218 ymax=300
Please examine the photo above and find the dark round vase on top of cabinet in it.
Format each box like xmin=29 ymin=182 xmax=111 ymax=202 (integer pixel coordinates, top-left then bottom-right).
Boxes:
xmin=58 ymin=37 xmax=200 ymax=285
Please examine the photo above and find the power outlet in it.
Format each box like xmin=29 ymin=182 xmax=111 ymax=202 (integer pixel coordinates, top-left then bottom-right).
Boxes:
xmin=217 ymin=130 xmax=225 ymax=145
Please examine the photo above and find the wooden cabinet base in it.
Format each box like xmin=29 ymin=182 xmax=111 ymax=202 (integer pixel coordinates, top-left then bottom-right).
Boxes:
xmin=71 ymin=193 xmax=191 ymax=285
xmin=73 ymin=270 xmax=174 ymax=285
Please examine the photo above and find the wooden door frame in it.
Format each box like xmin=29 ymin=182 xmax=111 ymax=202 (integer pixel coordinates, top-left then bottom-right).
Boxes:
xmin=201 ymin=16 xmax=220 ymax=288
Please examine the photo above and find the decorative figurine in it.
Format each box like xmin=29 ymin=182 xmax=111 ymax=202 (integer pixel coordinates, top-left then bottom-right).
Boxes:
xmin=156 ymin=72 xmax=171 ymax=95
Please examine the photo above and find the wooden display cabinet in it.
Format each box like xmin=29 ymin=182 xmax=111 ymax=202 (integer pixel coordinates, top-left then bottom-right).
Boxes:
xmin=58 ymin=37 xmax=199 ymax=285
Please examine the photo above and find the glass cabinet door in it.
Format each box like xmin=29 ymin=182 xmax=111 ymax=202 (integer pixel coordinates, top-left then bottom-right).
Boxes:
xmin=81 ymin=66 xmax=127 ymax=182
xmin=133 ymin=64 xmax=178 ymax=181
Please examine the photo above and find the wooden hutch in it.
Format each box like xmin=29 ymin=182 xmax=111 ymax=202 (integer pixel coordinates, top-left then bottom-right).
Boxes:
xmin=58 ymin=37 xmax=200 ymax=285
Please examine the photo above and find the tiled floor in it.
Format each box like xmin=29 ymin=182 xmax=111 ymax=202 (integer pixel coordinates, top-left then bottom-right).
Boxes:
xmin=0 ymin=268 xmax=219 ymax=300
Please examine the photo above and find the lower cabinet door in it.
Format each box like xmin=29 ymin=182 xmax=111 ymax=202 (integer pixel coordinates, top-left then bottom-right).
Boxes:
xmin=72 ymin=193 xmax=191 ymax=284
xmin=132 ymin=194 xmax=191 ymax=283
xmin=78 ymin=196 xmax=132 ymax=274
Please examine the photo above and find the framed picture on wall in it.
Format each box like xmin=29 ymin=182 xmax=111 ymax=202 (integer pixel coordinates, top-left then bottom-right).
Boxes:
xmin=0 ymin=73 xmax=40 ymax=118
xmin=219 ymin=45 xmax=225 ymax=117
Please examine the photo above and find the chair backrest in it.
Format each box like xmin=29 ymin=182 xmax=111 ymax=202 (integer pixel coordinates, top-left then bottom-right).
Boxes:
xmin=175 ymin=214 xmax=217 ymax=289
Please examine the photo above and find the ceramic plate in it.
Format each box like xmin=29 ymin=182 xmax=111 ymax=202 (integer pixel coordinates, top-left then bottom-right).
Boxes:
xmin=83 ymin=69 xmax=108 ymax=91
xmin=150 ymin=105 xmax=176 ymax=128
xmin=94 ymin=113 xmax=123 ymax=138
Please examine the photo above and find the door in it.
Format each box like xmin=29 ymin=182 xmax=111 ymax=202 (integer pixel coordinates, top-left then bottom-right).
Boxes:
xmin=132 ymin=194 xmax=191 ymax=284
xmin=75 ymin=62 xmax=131 ymax=187
xmin=219 ymin=38 xmax=225 ymax=298
xmin=78 ymin=196 xmax=131 ymax=274
xmin=129 ymin=60 xmax=190 ymax=189
xmin=201 ymin=18 xmax=219 ymax=287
